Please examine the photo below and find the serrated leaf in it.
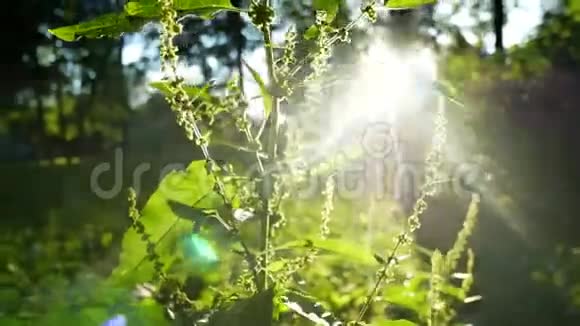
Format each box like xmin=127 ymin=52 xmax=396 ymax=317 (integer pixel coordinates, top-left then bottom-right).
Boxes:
xmin=242 ymin=59 xmax=273 ymax=119
xmin=386 ymin=0 xmax=436 ymax=9
xmin=125 ymin=0 xmax=239 ymax=20
xmin=313 ymin=0 xmax=340 ymax=23
xmin=208 ymin=288 xmax=275 ymax=326
xmin=109 ymin=160 xmax=223 ymax=286
xmin=50 ymin=0 xmax=239 ymax=42
xmin=49 ymin=13 xmax=145 ymax=42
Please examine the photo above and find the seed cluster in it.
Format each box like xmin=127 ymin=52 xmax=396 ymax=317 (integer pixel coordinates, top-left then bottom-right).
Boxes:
xmin=248 ymin=0 xmax=274 ymax=30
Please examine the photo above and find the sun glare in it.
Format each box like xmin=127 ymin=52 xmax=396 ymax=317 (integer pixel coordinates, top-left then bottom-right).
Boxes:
xmin=295 ymin=35 xmax=439 ymax=165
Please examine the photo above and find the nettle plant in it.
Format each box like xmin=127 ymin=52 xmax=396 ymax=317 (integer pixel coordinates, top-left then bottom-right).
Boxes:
xmin=48 ymin=0 xmax=480 ymax=325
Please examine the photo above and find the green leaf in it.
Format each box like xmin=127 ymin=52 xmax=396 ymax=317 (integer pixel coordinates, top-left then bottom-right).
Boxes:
xmin=101 ymin=232 xmax=114 ymax=248
xmin=167 ymin=199 xmax=231 ymax=231
xmin=49 ymin=13 xmax=145 ymax=41
xmin=402 ymin=271 xmax=465 ymax=300
xmin=174 ymin=0 xmax=239 ymax=12
xmin=304 ymin=25 xmax=320 ymax=40
xmin=374 ymin=253 xmax=387 ymax=265
xmin=149 ymin=81 xmax=218 ymax=104
xmin=274 ymin=238 xmax=376 ymax=265
xmin=385 ymin=0 xmax=436 ymax=9
xmin=208 ymin=288 xmax=275 ymax=326
xmin=384 ymin=283 xmax=428 ymax=313
xmin=109 ymin=160 xmax=223 ymax=286
xmin=125 ymin=0 xmax=240 ymax=20
xmin=128 ymin=298 xmax=173 ymax=325
xmin=283 ymin=290 xmax=339 ymax=325
xmin=569 ymin=0 xmax=580 ymax=21
xmin=313 ymin=0 xmax=340 ymax=23
xmin=382 ymin=320 xmax=418 ymax=326
xmin=49 ymin=0 xmax=239 ymax=42
xmin=124 ymin=1 xmax=160 ymax=18
xmin=242 ymin=59 xmax=273 ymax=119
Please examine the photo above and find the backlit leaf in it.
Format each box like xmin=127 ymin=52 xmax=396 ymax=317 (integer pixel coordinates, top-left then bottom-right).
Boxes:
xmin=304 ymin=25 xmax=320 ymax=40
xmin=242 ymin=59 xmax=273 ymax=119
xmin=386 ymin=0 xmax=436 ymax=9
xmin=49 ymin=13 xmax=145 ymax=42
xmin=109 ymin=160 xmax=223 ymax=286
xmin=124 ymin=1 xmax=160 ymax=18
xmin=149 ymin=81 xmax=218 ymax=104
xmin=50 ymin=0 xmax=239 ymax=42
xmin=125 ymin=0 xmax=240 ymax=20
xmin=313 ymin=0 xmax=340 ymax=23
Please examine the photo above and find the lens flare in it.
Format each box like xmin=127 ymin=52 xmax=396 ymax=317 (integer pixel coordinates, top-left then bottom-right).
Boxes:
xmin=182 ymin=233 xmax=219 ymax=265
xmin=101 ymin=314 xmax=127 ymax=326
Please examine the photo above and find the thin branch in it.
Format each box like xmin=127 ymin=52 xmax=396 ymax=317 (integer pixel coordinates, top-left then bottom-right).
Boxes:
xmin=257 ymin=0 xmax=279 ymax=291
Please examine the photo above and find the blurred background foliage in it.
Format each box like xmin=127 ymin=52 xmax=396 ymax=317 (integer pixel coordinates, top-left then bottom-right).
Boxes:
xmin=2 ymin=0 xmax=580 ymax=325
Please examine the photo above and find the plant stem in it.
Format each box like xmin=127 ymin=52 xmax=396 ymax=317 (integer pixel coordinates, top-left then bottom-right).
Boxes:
xmin=287 ymin=13 xmax=364 ymax=80
xmin=156 ymin=0 xmax=261 ymax=288
xmin=258 ymin=0 xmax=279 ymax=291
xmin=357 ymin=240 xmax=403 ymax=322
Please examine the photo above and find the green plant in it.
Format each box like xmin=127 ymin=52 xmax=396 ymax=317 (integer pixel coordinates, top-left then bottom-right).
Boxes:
xmin=36 ymin=0 xmax=481 ymax=325
xmin=532 ymin=245 xmax=580 ymax=315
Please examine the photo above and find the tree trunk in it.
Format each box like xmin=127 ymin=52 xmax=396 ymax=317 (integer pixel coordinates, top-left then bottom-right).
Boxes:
xmin=229 ymin=0 xmax=245 ymax=92
xmin=493 ymin=0 xmax=505 ymax=53
xmin=34 ymin=92 xmax=45 ymax=139
xmin=31 ymin=52 xmax=46 ymax=157
xmin=117 ymin=36 xmax=131 ymax=150
xmin=56 ymin=72 xmax=70 ymax=163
